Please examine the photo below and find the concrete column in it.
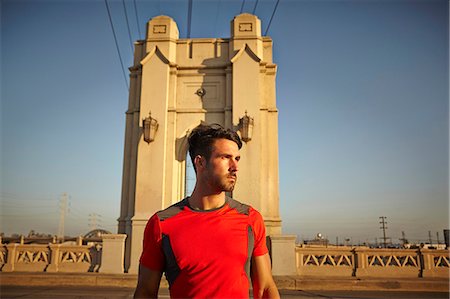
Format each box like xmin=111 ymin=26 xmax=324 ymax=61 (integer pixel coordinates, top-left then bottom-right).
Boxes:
xmin=269 ymin=235 xmax=297 ymax=275
xmin=353 ymin=248 xmax=363 ymax=277
xmin=3 ymin=244 xmax=17 ymax=272
xmin=100 ymin=234 xmax=127 ymax=274
xmin=46 ymin=244 xmax=60 ymax=272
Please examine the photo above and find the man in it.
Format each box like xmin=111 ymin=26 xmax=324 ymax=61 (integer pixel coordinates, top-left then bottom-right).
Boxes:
xmin=134 ymin=124 xmax=280 ymax=299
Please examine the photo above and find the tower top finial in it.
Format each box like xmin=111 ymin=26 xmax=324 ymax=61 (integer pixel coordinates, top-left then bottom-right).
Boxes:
xmin=146 ymin=15 xmax=179 ymax=40
xmin=230 ymin=13 xmax=262 ymax=38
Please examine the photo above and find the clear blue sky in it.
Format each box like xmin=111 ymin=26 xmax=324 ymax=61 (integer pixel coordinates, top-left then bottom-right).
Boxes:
xmin=1 ymin=0 xmax=448 ymax=244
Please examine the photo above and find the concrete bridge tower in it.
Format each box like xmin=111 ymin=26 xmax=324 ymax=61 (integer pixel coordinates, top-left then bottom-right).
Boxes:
xmin=119 ymin=13 xmax=281 ymax=273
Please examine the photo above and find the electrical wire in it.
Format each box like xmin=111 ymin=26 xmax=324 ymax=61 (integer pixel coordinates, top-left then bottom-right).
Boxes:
xmin=264 ymin=0 xmax=280 ymax=36
xmin=1 ymin=192 xmax=57 ymax=202
xmin=240 ymin=0 xmax=246 ymax=14
xmin=252 ymin=0 xmax=259 ymax=14
xmin=104 ymin=0 xmax=129 ymax=91
xmin=122 ymin=0 xmax=134 ymax=53
xmin=132 ymin=0 xmax=142 ymax=39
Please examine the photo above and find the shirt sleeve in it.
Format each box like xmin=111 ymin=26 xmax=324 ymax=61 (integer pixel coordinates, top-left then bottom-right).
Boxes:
xmin=139 ymin=213 xmax=165 ymax=271
xmin=249 ymin=208 xmax=269 ymax=257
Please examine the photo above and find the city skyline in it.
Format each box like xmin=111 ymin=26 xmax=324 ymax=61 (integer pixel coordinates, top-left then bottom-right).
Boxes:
xmin=2 ymin=0 xmax=448 ymax=244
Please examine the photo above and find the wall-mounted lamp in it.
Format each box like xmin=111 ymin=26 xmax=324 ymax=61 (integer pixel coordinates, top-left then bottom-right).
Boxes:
xmin=196 ymin=88 xmax=206 ymax=98
xmin=143 ymin=112 xmax=159 ymax=143
xmin=238 ymin=111 xmax=254 ymax=142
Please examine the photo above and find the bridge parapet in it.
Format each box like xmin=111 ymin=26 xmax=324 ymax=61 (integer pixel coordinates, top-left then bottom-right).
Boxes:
xmin=1 ymin=238 xmax=447 ymax=278
xmin=0 ymin=234 xmax=125 ymax=274
xmin=355 ymin=248 xmax=421 ymax=277
xmin=422 ymin=249 xmax=450 ymax=278
xmin=295 ymin=246 xmax=449 ymax=278
xmin=296 ymin=246 xmax=354 ymax=277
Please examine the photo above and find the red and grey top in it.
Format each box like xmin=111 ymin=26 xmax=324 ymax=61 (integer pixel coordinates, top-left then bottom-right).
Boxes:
xmin=140 ymin=197 xmax=268 ymax=299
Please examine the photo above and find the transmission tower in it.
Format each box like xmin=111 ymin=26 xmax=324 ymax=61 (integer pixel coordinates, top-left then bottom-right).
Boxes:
xmin=57 ymin=193 xmax=69 ymax=240
xmin=379 ymin=216 xmax=388 ymax=248
xmin=400 ymin=231 xmax=408 ymax=246
xmin=88 ymin=213 xmax=102 ymax=230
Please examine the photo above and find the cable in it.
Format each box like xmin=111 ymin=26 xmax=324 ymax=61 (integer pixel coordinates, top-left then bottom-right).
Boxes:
xmin=252 ymin=0 xmax=259 ymax=14
xmin=240 ymin=0 xmax=246 ymax=14
xmin=1 ymin=192 xmax=56 ymax=202
xmin=133 ymin=0 xmax=142 ymax=39
xmin=264 ymin=0 xmax=280 ymax=36
xmin=104 ymin=0 xmax=129 ymax=91
xmin=187 ymin=0 xmax=193 ymax=38
xmin=122 ymin=0 xmax=134 ymax=53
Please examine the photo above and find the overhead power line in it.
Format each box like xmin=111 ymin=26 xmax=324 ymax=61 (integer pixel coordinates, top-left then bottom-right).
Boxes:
xmin=240 ymin=0 xmax=246 ymax=14
xmin=133 ymin=0 xmax=142 ymax=39
xmin=264 ymin=0 xmax=280 ymax=36
xmin=104 ymin=0 xmax=129 ymax=91
xmin=252 ymin=0 xmax=259 ymax=14
xmin=122 ymin=0 xmax=134 ymax=53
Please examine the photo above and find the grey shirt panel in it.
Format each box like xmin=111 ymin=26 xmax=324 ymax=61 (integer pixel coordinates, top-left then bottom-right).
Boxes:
xmin=156 ymin=198 xmax=189 ymax=221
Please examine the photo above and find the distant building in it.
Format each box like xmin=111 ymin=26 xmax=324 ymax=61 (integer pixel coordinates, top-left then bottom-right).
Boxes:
xmin=303 ymin=233 xmax=329 ymax=246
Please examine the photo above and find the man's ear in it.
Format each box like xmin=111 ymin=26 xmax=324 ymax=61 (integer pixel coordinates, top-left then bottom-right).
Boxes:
xmin=194 ymin=155 xmax=204 ymax=170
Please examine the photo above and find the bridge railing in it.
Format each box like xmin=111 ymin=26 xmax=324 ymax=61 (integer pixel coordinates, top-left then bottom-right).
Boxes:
xmin=295 ymin=246 xmax=449 ymax=278
xmin=296 ymin=247 xmax=354 ymax=277
xmin=422 ymin=249 xmax=450 ymax=278
xmin=1 ymin=236 xmax=448 ymax=278
xmin=0 ymin=234 xmax=125 ymax=274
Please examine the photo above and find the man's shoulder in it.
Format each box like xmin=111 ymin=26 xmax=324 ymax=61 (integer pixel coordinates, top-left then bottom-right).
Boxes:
xmin=156 ymin=198 xmax=189 ymax=221
xmin=226 ymin=197 xmax=256 ymax=216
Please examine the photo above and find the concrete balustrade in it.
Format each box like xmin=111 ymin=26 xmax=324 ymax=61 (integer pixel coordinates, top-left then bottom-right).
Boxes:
xmin=295 ymin=246 xmax=355 ymax=277
xmin=0 ymin=237 xmax=105 ymax=273
xmin=355 ymin=248 xmax=421 ymax=278
xmin=3 ymin=244 xmax=50 ymax=272
xmin=421 ymin=249 xmax=450 ymax=278
xmin=293 ymin=246 xmax=449 ymax=278
xmin=1 ymin=236 xmax=448 ymax=279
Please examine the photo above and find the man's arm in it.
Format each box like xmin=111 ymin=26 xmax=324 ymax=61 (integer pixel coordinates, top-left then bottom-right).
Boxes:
xmin=134 ymin=264 xmax=163 ymax=299
xmin=251 ymin=253 xmax=280 ymax=299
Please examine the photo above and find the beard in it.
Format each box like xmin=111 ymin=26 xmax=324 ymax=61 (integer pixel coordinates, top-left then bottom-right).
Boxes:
xmin=208 ymin=171 xmax=237 ymax=192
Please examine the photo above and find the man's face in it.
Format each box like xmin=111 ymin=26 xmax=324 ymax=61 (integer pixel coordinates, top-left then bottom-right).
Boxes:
xmin=203 ymin=138 xmax=240 ymax=192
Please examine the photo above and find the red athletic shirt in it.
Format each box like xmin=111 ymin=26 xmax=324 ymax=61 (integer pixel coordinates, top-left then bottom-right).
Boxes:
xmin=139 ymin=197 xmax=268 ymax=298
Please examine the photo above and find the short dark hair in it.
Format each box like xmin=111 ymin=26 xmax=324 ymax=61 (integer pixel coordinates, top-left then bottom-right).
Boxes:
xmin=188 ymin=124 xmax=242 ymax=171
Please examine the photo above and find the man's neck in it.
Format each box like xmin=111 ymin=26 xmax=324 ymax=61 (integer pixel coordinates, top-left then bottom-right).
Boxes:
xmin=188 ymin=190 xmax=226 ymax=211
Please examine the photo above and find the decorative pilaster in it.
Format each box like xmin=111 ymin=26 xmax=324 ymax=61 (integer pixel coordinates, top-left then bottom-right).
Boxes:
xmin=3 ymin=244 xmax=17 ymax=272
xmin=46 ymin=244 xmax=60 ymax=272
xmin=100 ymin=234 xmax=127 ymax=274
xmin=270 ymin=235 xmax=297 ymax=275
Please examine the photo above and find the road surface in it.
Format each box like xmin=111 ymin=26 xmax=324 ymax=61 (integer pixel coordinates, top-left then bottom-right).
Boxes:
xmin=0 ymin=286 xmax=448 ymax=299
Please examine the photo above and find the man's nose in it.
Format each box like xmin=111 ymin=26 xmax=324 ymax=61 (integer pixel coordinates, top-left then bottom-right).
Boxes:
xmin=229 ymin=159 xmax=239 ymax=172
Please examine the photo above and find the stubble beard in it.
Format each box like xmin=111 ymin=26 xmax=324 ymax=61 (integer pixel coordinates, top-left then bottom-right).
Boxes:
xmin=221 ymin=174 xmax=237 ymax=192
xmin=209 ymin=171 xmax=237 ymax=192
